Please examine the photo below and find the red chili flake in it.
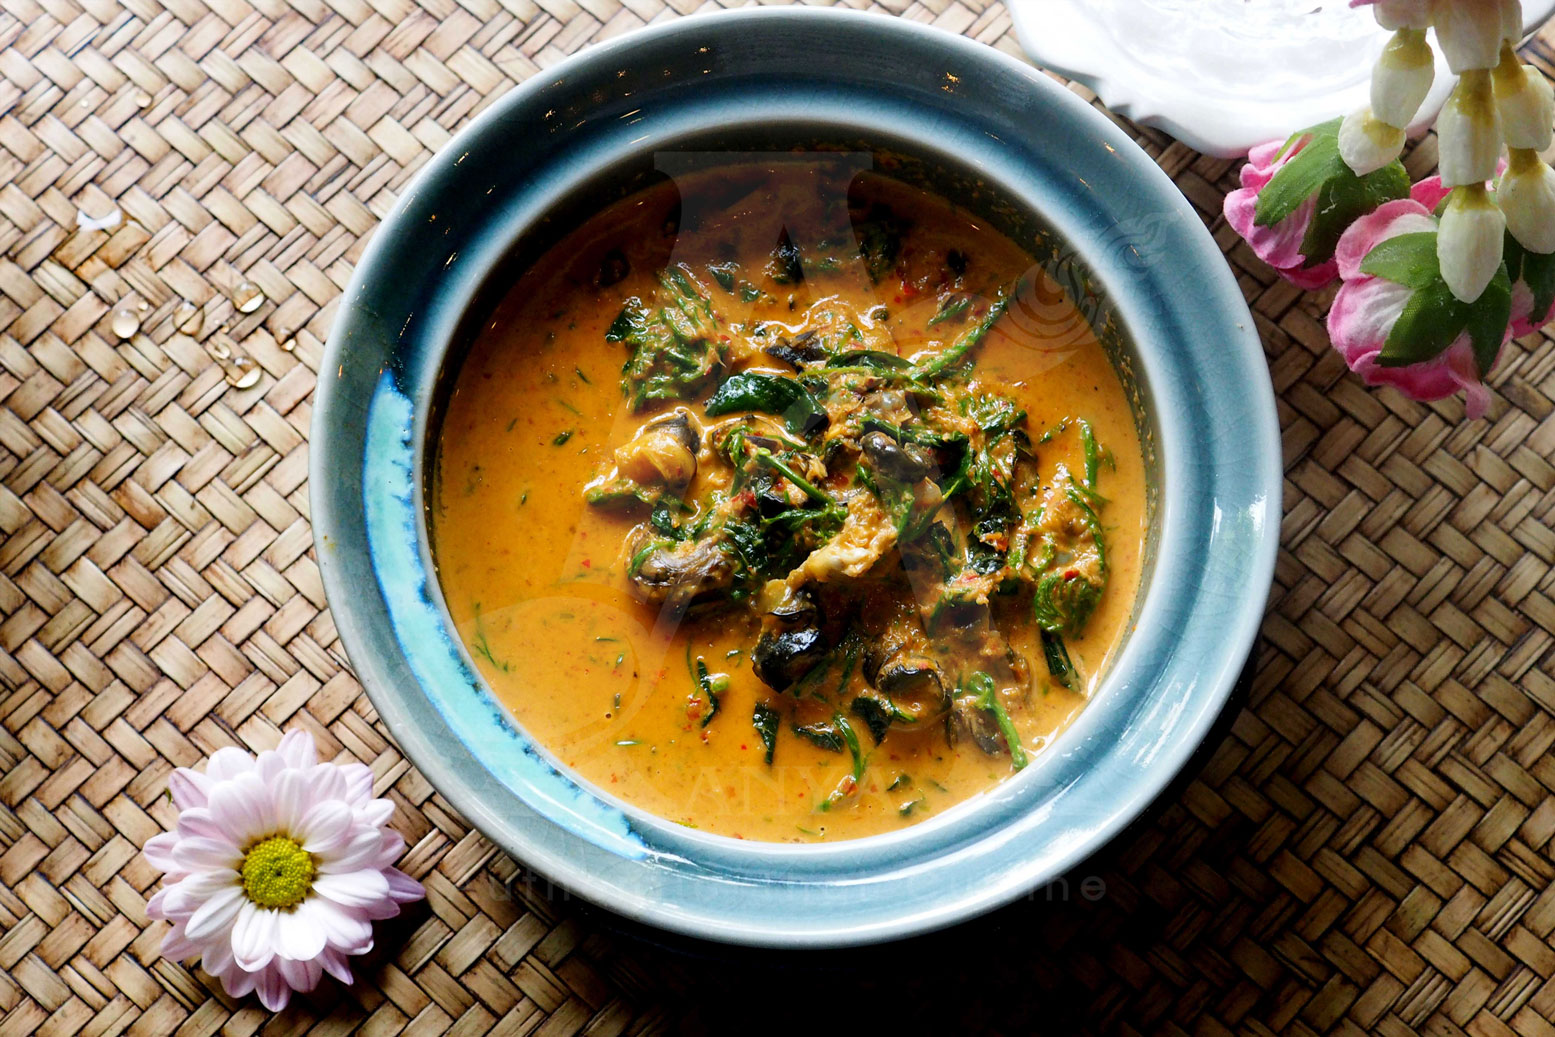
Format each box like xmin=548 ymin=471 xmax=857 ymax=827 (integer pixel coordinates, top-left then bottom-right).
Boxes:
xmin=719 ymin=334 xmax=730 ymax=342
xmin=740 ymin=744 xmax=748 ymax=750
xmin=893 ymin=295 xmax=903 ymax=304
xmin=1065 ymin=570 xmax=1080 ymax=580
xmin=581 ymin=559 xmax=592 ymax=568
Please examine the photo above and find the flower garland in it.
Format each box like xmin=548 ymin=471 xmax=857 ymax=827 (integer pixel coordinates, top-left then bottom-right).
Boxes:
xmin=1226 ymin=0 xmax=1555 ymax=418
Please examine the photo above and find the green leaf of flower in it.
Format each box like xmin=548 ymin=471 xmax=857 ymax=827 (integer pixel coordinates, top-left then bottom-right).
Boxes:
xmin=1254 ymin=132 xmax=1343 ymax=228
xmin=1377 ymin=279 xmax=1467 ymax=367
xmin=1359 ymin=232 xmax=1442 ymax=290
xmin=1505 ymin=234 xmax=1555 ymax=329
xmin=1465 ymin=266 xmax=1512 ymax=377
xmin=1300 ymin=162 xmax=1411 ymax=268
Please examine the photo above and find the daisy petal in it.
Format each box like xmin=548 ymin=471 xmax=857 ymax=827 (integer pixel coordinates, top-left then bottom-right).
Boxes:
xmin=297 ymin=801 xmax=353 ymax=855
xmin=255 ymin=749 xmax=288 ymax=784
xmin=208 ymin=772 xmax=274 ymax=847
xmin=231 ymin=902 xmax=280 ymax=971
xmin=319 ymin=828 xmax=384 ymax=874
xmin=276 ymin=954 xmax=322 ymax=993
xmin=316 ymin=904 xmax=374 ymax=954
xmin=370 ymin=830 xmax=405 ymax=870
xmin=359 ymin=799 xmax=394 ymax=829
xmin=385 ymin=868 xmax=426 ymax=904
xmin=205 ymin=746 xmax=257 ymax=782
xmin=271 ymin=767 xmax=315 ymax=838
xmin=143 ymin=832 xmax=180 ymax=874
xmin=160 ymin=921 xmax=199 ymax=960
xmin=146 ymin=887 xmax=172 ymax=921
xmin=312 ymin=869 xmax=390 ymax=909
xmin=171 ymin=836 xmax=243 ymax=872
xmin=184 ymin=885 xmax=244 ymax=943
xmin=318 ymin=947 xmax=356 ymax=985
xmin=168 ymin=768 xmax=211 ymax=810
xmin=275 ymin=902 xmax=328 ymax=961
xmin=255 ymin=964 xmax=292 ymax=1011
xmin=277 ymin=730 xmax=317 ymax=770
xmin=340 ymin=764 xmax=374 ymax=807
xmin=203 ymin=929 xmax=236 ymax=976
xmin=218 ymin=960 xmax=258 ymax=998
xmin=175 ymin=808 xmax=226 ymax=844
xmin=307 ymin=764 xmax=348 ymax=805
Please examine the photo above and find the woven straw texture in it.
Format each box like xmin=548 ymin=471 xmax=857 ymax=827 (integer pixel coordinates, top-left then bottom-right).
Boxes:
xmin=4 ymin=1 xmax=1555 ymax=1033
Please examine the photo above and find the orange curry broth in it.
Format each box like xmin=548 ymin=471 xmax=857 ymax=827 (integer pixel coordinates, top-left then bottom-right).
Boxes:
xmin=432 ymin=164 xmax=1146 ymax=842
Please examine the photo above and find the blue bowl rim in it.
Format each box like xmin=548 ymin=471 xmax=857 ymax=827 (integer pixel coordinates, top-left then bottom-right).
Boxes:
xmin=311 ymin=6 xmax=1282 ymax=947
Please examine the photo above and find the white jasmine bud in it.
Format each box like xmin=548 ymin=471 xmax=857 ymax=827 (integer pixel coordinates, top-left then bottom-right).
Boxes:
xmin=1500 ymin=0 xmax=1524 ymax=42
xmin=1432 ymin=0 xmax=1509 ymax=72
xmin=1499 ymin=149 xmax=1555 ymax=253
xmin=1438 ymin=70 xmax=1505 ymax=186
xmin=1373 ymin=28 xmax=1436 ymax=127
xmin=1491 ymin=44 xmax=1554 ymax=150
xmin=1371 ymin=0 xmax=1432 ymax=30
xmin=1438 ymin=184 xmax=1507 ymax=302
xmin=1339 ymin=107 xmax=1407 ymax=175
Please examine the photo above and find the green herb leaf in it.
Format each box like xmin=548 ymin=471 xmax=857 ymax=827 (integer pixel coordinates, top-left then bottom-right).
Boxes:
xmin=965 ymin=671 xmax=1027 ymax=770
xmin=926 ymin=295 xmax=971 ymax=327
xmin=708 ymin=261 xmax=739 ymax=291
xmin=694 ymin=657 xmax=721 ymax=727
xmin=828 ymin=349 xmax=912 ymax=371
xmin=753 ymin=702 xmax=780 ymax=764
xmin=705 ymin=373 xmax=826 ymax=435
xmin=792 ymin=721 xmax=844 ymax=752
xmin=912 ymin=295 xmax=1011 ymax=381
xmin=1040 ymin=630 xmax=1075 ymax=690
xmin=605 ymin=299 xmax=645 ymax=343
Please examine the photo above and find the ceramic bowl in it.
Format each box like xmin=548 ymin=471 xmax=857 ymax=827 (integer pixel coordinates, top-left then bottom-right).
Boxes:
xmin=311 ymin=7 xmax=1281 ymax=947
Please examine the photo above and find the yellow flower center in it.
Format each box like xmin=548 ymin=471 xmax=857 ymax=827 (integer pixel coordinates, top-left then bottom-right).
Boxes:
xmin=239 ymin=836 xmax=315 ymax=909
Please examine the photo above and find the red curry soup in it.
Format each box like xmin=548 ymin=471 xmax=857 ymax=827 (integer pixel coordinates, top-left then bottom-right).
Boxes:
xmin=431 ymin=160 xmax=1146 ymax=842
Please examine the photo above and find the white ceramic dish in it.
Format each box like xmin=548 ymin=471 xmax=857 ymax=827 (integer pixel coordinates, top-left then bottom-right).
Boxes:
xmin=1008 ymin=0 xmax=1555 ymax=157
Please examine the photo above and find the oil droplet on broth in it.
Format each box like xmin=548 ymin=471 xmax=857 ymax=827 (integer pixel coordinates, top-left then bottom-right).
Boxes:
xmin=175 ymin=300 xmax=203 ymax=334
xmin=233 ymin=281 xmax=264 ymax=314
xmin=224 ymin=356 xmax=261 ymax=388
xmin=110 ymin=307 xmax=141 ymax=339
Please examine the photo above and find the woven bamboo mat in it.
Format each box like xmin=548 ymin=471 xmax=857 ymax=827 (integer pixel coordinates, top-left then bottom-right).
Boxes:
xmin=4 ymin=0 xmax=1555 ymax=1032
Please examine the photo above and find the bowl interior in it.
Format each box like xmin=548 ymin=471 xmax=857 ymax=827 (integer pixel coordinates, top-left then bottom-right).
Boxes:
xmin=420 ymin=124 xmax=1166 ymax=840
xmin=312 ymin=7 xmax=1279 ymax=947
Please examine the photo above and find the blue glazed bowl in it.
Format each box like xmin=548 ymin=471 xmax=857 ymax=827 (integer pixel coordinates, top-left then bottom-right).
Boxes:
xmin=311 ymin=8 xmax=1280 ymax=947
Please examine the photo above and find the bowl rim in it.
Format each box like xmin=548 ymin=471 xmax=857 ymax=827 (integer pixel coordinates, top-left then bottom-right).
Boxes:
xmin=311 ymin=5 xmax=1283 ymax=946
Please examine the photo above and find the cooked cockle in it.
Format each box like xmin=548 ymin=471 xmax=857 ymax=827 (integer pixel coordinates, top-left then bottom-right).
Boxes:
xmin=615 ymin=412 xmax=701 ymax=487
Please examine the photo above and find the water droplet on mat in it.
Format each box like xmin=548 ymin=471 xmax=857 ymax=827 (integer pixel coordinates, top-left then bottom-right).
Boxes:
xmin=110 ymin=307 xmax=141 ymax=339
xmin=224 ymin=356 xmax=261 ymax=388
xmin=233 ymin=281 xmax=264 ymax=314
xmin=175 ymin=300 xmax=203 ymax=334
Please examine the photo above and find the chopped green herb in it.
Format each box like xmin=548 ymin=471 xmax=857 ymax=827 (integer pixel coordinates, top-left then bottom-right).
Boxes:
xmin=753 ymin=702 xmax=780 ymax=764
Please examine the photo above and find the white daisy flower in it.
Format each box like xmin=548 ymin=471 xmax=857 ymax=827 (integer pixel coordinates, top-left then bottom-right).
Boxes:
xmin=143 ymin=731 xmax=424 ymax=1011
